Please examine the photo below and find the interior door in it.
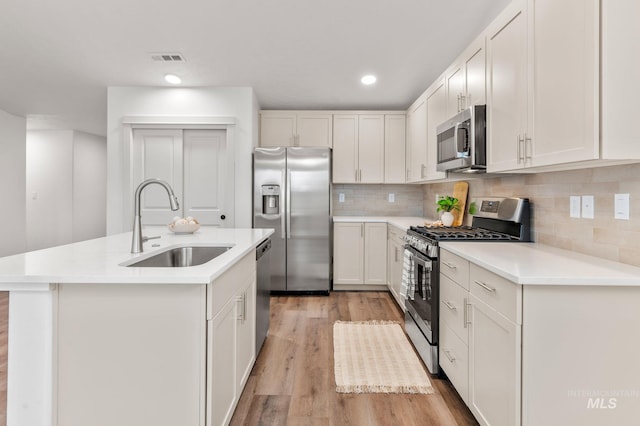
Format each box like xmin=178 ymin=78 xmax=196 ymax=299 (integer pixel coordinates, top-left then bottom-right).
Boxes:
xmin=131 ymin=129 xmax=184 ymax=225
xmin=286 ymin=147 xmax=330 ymax=291
xmin=183 ymin=130 xmax=232 ymax=227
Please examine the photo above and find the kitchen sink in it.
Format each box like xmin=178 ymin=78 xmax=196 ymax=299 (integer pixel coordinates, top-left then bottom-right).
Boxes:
xmin=123 ymin=245 xmax=232 ymax=267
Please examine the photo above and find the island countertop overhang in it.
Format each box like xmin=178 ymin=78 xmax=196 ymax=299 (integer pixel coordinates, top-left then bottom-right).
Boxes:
xmin=0 ymin=226 xmax=274 ymax=288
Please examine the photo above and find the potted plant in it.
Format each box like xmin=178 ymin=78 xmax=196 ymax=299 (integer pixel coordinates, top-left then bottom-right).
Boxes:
xmin=436 ymin=195 xmax=460 ymax=226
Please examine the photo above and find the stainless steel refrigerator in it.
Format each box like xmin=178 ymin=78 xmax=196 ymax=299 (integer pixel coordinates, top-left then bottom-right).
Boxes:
xmin=253 ymin=147 xmax=331 ymax=293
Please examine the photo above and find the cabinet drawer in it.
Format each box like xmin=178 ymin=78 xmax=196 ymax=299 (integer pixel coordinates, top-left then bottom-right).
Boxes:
xmin=440 ymin=249 xmax=470 ymax=289
xmin=470 ymin=264 xmax=521 ymax=324
xmin=388 ymin=225 xmax=405 ymax=243
xmin=440 ymin=323 xmax=469 ymax=404
xmin=440 ymin=274 xmax=469 ymax=345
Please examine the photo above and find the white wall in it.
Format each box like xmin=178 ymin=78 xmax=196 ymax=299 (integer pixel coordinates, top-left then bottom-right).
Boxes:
xmin=0 ymin=109 xmax=27 ymax=257
xmin=26 ymin=131 xmax=74 ymax=250
xmin=73 ymin=131 xmax=107 ymax=241
xmin=26 ymin=130 xmax=107 ymax=251
xmin=106 ymin=87 xmax=259 ymax=234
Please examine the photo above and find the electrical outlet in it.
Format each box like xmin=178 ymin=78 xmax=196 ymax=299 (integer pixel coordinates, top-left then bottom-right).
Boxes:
xmin=582 ymin=195 xmax=594 ymax=219
xmin=388 ymin=193 xmax=395 ymax=203
xmin=338 ymin=193 xmax=345 ymax=203
xmin=570 ymin=196 xmax=581 ymax=218
xmin=614 ymin=193 xmax=630 ymax=220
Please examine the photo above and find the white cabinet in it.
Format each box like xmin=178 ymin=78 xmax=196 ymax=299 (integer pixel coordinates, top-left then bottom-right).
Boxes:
xmin=487 ymin=0 xmax=600 ymax=172
xmin=334 ymin=222 xmax=387 ymax=287
xmin=486 ymin=0 xmax=530 ymax=172
xmin=387 ymin=225 xmax=406 ymax=310
xmin=406 ymin=78 xmax=447 ymax=183
xmin=425 ymin=78 xmax=448 ymax=181
xmin=439 ymin=248 xmax=522 ymax=426
xmin=384 ymin=114 xmax=406 ymax=183
xmin=260 ymin=111 xmax=333 ymax=147
xmin=446 ymin=35 xmax=486 ymax=117
xmin=332 ymin=114 xmax=385 ymax=183
xmin=207 ymin=253 xmax=256 ymax=426
xmin=406 ymin=95 xmax=427 ymax=182
xmin=132 ymin=128 xmax=232 ymax=227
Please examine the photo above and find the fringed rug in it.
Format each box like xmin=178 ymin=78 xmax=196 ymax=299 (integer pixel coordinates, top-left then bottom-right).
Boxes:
xmin=333 ymin=320 xmax=434 ymax=394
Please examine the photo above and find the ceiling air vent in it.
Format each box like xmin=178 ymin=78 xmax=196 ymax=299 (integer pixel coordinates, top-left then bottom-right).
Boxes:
xmin=150 ymin=53 xmax=186 ymax=62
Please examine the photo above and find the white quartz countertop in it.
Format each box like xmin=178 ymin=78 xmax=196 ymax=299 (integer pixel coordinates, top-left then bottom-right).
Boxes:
xmin=440 ymin=241 xmax=640 ymax=286
xmin=0 ymin=226 xmax=274 ymax=288
xmin=332 ymin=216 xmax=433 ymax=231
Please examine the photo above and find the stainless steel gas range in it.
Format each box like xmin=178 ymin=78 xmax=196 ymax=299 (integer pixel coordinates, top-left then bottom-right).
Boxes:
xmin=403 ymin=197 xmax=531 ymax=375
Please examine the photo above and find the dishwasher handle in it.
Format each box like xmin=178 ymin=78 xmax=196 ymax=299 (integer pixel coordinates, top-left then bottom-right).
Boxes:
xmin=256 ymin=238 xmax=272 ymax=260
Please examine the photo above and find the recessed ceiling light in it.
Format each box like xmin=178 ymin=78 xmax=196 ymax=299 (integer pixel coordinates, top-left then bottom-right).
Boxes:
xmin=361 ymin=75 xmax=377 ymax=85
xmin=165 ymin=74 xmax=182 ymax=84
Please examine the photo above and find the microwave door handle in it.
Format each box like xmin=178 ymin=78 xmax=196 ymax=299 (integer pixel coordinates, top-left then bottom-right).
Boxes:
xmin=453 ymin=123 xmax=458 ymax=156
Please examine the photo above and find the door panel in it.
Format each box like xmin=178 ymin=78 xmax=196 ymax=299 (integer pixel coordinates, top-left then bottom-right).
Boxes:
xmin=286 ymin=148 xmax=330 ymax=291
xmin=183 ymin=130 xmax=229 ymax=227
xmin=132 ymin=129 xmax=183 ymax=225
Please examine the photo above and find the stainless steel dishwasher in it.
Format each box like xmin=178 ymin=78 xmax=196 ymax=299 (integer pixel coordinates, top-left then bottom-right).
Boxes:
xmin=256 ymin=238 xmax=271 ymax=353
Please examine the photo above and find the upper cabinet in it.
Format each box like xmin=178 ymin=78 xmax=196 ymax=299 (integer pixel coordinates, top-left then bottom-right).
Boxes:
xmin=486 ymin=0 xmax=530 ymax=172
xmin=260 ymin=111 xmax=332 ymax=147
xmin=406 ymin=77 xmax=447 ymax=183
xmin=446 ymin=35 xmax=486 ymax=117
xmin=333 ymin=113 xmax=405 ymax=184
xmin=406 ymin=94 xmax=427 ymax=182
xmin=333 ymin=114 xmax=385 ymax=183
xmin=487 ymin=0 xmax=601 ymax=172
xmin=384 ymin=114 xmax=407 ymax=183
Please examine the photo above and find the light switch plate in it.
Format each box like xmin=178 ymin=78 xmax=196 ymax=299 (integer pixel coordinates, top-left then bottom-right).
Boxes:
xmin=388 ymin=193 xmax=395 ymax=203
xmin=338 ymin=193 xmax=345 ymax=203
xmin=614 ymin=193 xmax=630 ymax=220
xmin=570 ymin=196 xmax=581 ymax=218
xmin=582 ymin=195 xmax=594 ymax=219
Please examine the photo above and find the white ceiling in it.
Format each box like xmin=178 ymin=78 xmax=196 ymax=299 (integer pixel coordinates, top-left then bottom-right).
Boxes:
xmin=0 ymin=0 xmax=510 ymax=137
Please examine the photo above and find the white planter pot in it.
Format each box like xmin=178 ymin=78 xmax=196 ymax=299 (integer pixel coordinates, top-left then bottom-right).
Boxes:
xmin=441 ymin=211 xmax=454 ymax=226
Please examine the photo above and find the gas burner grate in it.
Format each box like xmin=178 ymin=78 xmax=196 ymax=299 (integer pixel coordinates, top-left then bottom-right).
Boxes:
xmin=409 ymin=226 xmax=516 ymax=241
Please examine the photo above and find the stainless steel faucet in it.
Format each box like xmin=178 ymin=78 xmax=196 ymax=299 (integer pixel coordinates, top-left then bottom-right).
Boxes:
xmin=131 ymin=179 xmax=180 ymax=253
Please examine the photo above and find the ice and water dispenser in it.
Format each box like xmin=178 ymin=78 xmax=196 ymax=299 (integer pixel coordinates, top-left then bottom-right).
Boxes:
xmin=261 ymin=185 xmax=280 ymax=215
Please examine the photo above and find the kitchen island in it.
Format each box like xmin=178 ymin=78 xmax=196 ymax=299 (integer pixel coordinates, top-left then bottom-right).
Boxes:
xmin=0 ymin=226 xmax=273 ymax=426
xmin=438 ymin=242 xmax=640 ymax=426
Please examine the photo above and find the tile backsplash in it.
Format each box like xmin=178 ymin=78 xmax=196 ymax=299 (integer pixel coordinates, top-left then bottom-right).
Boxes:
xmin=333 ymin=184 xmax=424 ymax=217
xmin=422 ymin=163 xmax=640 ymax=267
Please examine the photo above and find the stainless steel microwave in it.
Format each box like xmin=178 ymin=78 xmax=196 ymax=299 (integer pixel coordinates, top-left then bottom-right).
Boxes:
xmin=436 ymin=105 xmax=486 ymax=173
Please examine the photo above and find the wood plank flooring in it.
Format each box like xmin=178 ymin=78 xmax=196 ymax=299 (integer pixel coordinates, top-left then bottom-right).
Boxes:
xmin=231 ymin=291 xmax=478 ymax=426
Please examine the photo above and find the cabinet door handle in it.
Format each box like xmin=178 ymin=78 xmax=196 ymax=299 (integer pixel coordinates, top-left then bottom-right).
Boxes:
xmin=442 ymin=261 xmax=457 ymax=270
xmin=525 ymin=134 xmax=532 ymax=161
xmin=359 ymin=169 xmax=362 ymax=182
xmin=517 ymin=134 xmax=525 ymax=163
xmin=361 ymin=223 xmax=364 ymax=238
xmin=460 ymin=94 xmax=466 ymax=110
xmin=406 ymin=169 xmax=410 ymax=181
xmin=443 ymin=349 xmax=456 ymax=363
xmin=474 ymin=280 xmax=496 ymax=293
xmin=420 ymin=164 xmax=425 ymax=179
xmin=355 ymin=169 xmax=358 ymax=182
xmin=464 ymin=298 xmax=471 ymax=328
xmin=395 ymin=246 xmax=399 ymax=262
xmin=443 ymin=300 xmax=457 ymax=311
xmin=236 ymin=295 xmax=244 ymax=321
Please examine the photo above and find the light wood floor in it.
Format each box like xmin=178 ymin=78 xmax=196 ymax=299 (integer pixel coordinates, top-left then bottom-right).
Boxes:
xmin=231 ymin=291 xmax=478 ymax=426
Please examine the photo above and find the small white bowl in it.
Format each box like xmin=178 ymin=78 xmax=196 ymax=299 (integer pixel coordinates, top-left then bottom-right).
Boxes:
xmin=168 ymin=222 xmax=200 ymax=234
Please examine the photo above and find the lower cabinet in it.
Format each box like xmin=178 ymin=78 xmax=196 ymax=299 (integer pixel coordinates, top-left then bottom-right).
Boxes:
xmin=439 ymin=248 xmax=521 ymax=426
xmin=387 ymin=225 xmax=406 ymax=310
xmin=208 ymin=253 xmax=257 ymax=426
xmin=334 ymin=222 xmax=387 ymax=288
xmin=468 ymin=293 xmax=521 ymax=426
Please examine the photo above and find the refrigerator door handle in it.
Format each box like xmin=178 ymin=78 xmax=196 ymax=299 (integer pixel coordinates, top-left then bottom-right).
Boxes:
xmin=280 ymin=170 xmax=286 ymax=239
xmin=286 ymin=168 xmax=292 ymax=239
